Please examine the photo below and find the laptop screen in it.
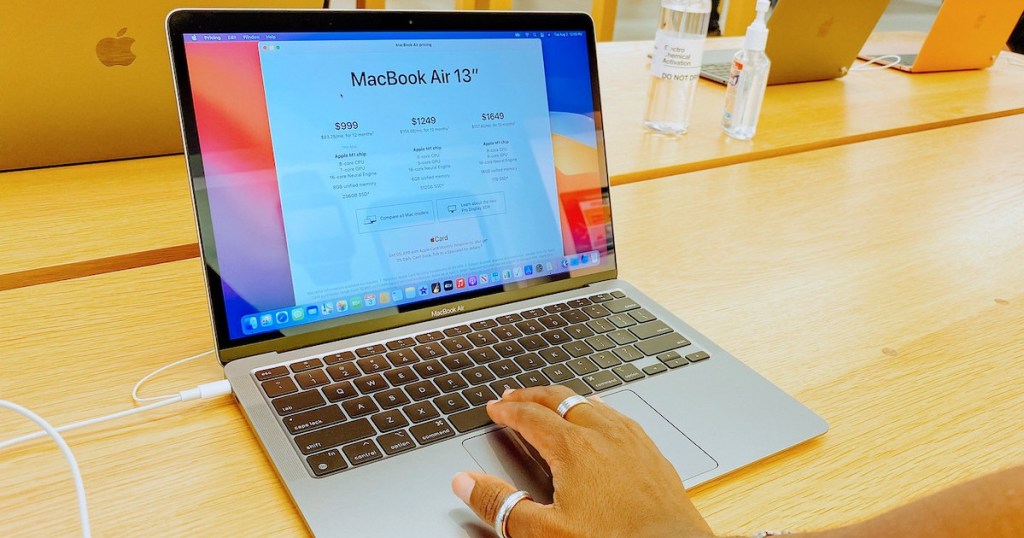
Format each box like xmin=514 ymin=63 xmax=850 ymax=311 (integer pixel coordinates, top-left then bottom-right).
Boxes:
xmin=175 ymin=17 xmax=614 ymax=351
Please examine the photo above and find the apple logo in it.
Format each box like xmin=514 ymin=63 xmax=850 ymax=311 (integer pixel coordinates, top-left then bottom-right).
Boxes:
xmin=96 ymin=27 xmax=136 ymax=67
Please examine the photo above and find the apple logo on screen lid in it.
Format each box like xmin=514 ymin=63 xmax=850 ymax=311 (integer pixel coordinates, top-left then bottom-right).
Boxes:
xmin=96 ymin=27 xmax=136 ymax=67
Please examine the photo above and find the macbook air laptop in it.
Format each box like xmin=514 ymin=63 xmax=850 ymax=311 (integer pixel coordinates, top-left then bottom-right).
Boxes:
xmin=858 ymin=0 xmax=1024 ymax=73
xmin=0 ymin=0 xmax=323 ymax=172
xmin=701 ymin=0 xmax=889 ymax=85
xmin=166 ymin=10 xmax=827 ymax=536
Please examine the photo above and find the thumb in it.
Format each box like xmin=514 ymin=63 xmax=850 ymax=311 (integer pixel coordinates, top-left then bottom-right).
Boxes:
xmin=451 ymin=471 xmax=551 ymax=537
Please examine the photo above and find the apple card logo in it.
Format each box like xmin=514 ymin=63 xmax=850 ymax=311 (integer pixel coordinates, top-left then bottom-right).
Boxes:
xmin=96 ymin=27 xmax=136 ymax=67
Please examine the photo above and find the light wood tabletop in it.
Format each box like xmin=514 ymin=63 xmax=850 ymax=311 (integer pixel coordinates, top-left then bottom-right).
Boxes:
xmin=599 ymin=37 xmax=1024 ymax=184
xmin=3 ymin=34 xmax=1024 ymax=288
xmin=2 ymin=113 xmax=1022 ymax=537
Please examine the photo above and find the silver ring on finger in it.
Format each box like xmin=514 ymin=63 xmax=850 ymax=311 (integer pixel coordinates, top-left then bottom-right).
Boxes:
xmin=495 ymin=490 xmax=531 ymax=538
xmin=555 ymin=394 xmax=591 ymax=419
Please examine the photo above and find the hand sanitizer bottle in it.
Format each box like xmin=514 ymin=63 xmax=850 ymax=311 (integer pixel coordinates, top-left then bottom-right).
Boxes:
xmin=643 ymin=0 xmax=712 ymax=135
xmin=722 ymin=0 xmax=771 ymax=140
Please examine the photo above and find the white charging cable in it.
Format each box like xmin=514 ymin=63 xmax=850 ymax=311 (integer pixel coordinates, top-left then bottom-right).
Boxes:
xmin=0 ymin=400 xmax=91 ymax=538
xmin=851 ymin=54 xmax=902 ymax=71
xmin=1 ymin=349 xmax=231 ymax=536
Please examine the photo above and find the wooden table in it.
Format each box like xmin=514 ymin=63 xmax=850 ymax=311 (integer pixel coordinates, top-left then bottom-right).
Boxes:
xmin=599 ymin=38 xmax=1024 ymax=184
xmin=3 ymin=114 xmax=1022 ymax=536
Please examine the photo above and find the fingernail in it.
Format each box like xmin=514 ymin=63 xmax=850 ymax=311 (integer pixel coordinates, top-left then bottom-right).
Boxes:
xmin=502 ymin=388 xmax=516 ymax=398
xmin=591 ymin=395 xmax=604 ymax=403
xmin=486 ymin=399 xmax=497 ymax=406
xmin=452 ymin=472 xmax=475 ymax=504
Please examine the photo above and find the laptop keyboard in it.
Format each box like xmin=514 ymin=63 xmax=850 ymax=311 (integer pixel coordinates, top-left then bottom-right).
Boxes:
xmin=702 ymin=62 xmax=732 ymax=81
xmin=253 ymin=290 xmax=711 ymax=478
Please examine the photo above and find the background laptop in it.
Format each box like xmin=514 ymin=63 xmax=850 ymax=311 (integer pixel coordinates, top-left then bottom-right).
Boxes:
xmin=701 ymin=0 xmax=889 ymax=85
xmin=167 ymin=10 xmax=827 ymax=536
xmin=858 ymin=0 xmax=1024 ymax=73
xmin=0 ymin=0 xmax=323 ymax=172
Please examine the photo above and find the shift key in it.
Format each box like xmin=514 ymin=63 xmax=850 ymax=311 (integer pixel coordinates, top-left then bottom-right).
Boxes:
xmin=449 ymin=406 xmax=494 ymax=433
xmin=295 ymin=418 xmax=374 ymax=455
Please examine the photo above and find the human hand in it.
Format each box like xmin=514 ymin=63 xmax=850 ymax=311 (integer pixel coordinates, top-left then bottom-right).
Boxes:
xmin=451 ymin=385 xmax=716 ymax=538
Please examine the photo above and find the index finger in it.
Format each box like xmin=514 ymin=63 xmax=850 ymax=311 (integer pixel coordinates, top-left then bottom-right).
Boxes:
xmin=486 ymin=398 xmax=572 ymax=461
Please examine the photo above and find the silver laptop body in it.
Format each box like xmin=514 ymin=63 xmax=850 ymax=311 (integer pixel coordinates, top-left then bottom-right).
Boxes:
xmin=167 ymin=10 xmax=827 ymax=536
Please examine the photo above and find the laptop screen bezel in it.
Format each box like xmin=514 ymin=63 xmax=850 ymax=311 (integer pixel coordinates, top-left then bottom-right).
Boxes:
xmin=166 ymin=9 xmax=617 ymax=363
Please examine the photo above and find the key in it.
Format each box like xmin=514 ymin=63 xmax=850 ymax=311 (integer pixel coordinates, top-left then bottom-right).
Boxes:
xmin=355 ymin=344 xmax=387 ymax=358
xmin=540 ymin=347 xmax=571 ymax=364
xmin=433 ymin=393 xmax=470 ymax=414
xmin=255 ymin=365 xmax=288 ymax=381
xmin=470 ymin=319 xmax=498 ymax=330
xmin=607 ymin=314 xmax=636 ymax=328
xmin=295 ymin=418 xmax=374 ymax=455
xmin=515 ymin=319 xmax=546 ymax=335
xmin=538 ymin=315 xmax=568 ymax=329
xmin=323 ymin=351 xmax=356 ymax=365
xmin=296 ymin=369 xmax=330 ymax=389
xmin=273 ymin=390 xmax=325 ymax=416
xmin=635 ymin=332 xmax=692 ymax=356
xmin=410 ymin=419 xmax=456 ymax=445
xmin=327 ymin=362 xmax=360 ymax=381
xmin=664 ymin=357 xmax=688 ymax=369
xmin=291 ymin=358 xmax=323 ymax=373
xmin=542 ymin=364 xmax=574 ymax=383
xmin=562 ymin=341 xmax=594 ymax=358
xmin=356 ymin=355 xmax=390 ymax=374
xmin=489 ymin=359 xmax=523 ymax=378
xmin=449 ymin=406 xmax=494 ymax=433
xmin=588 ymin=293 xmax=613 ymax=303
xmin=371 ymin=409 xmax=410 ymax=432
xmin=406 ymin=380 xmax=440 ymax=401
xmin=443 ymin=325 xmax=472 ymax=336
xmin=378 ymin=430 xmax=416 ymax=455
xmin=643 ymin=363 xmax=668 ymax=375
xmin=564 ymin=324 xmax=595 ymax=339
xmin=544 ymin=303 xmax=570 ymax=313
xmin=516 ymin=371 xmax=550 ymax=388
xmin=561 ymin=310 xmax=590 ymax=324
xmin=489 ymin=378 xmax=523 ymax=395
xmin=467 ymin=331 xmax=499 ymax=346
xmin=582 ymin=371 xmax=623 ymax=391
xmin=284 ymin=405 xmax=345 ymax=434
xmin=354 ymin=373 xmax=388 ymax=394
xmin=462 ymin=385 xmax=498 ymax=406
xmin=686 ymin=351 xmax=710 ymax=362
xmin=630 ymin=321 xmax=673 ymax=340
xmin=468 ymin=347 xmax=500 ymax=364
xmin=307 ymin=448 xmax=348 ymax=476
xmin=440 ymin=336 xmax=473 ymax=353
xmin=403 ymin=401 xmax=440 ymax=423
xmin=323 ymin=381 xmax=358 ymax=402
xmin=343 ymin=439 xmax=382 ymax=465
xmin=612 ymin=364 xmax=645 ymax=382
xmin=262 ymin=377 xmax=298 ymax=398
xmin=608 ymin=329 xmax=638 ymax=346
xmin=567 ymin=358 xmax=599 ymax=376
xmin=496 ymin=314 xmax=523 ymax=324
xmin=435 ymin=373 xmax=469 ymax=392
xmin=415 ymin=330 xmax=445 ymax=343
xmin=629 ymin=309 xmax=657 ymax=323
xmin=385 ymin=337 xmax=417 ymax=350
xmin=591 ymin=351 xmax=622 ymax=369
xmin=613 ymin=346 xmax=644 ymax=362
xmin=541 ymin=329 xmax=571 ymax=345
xmin=582 ymin=304 xmax=611 ymax=318
xmin=492 ymin=326 xmax=523 ymax=340
xmin=383 ymin=366 xmax=418 ymax=386
xmin=385 ymin=348 xmax=419 ymax=367
xmin=413 ymin=359 xmax=446 ymax=378
xmin=373 ymin=388 xmax=410 ymax=409
xmin=518 ymin=334 xmax=547 ymax=351
xmin=586 ymin=318 xmax=616 ymax=333
xmin=566 ymin=298 xmax=593 ymax=308
xmin=462 ymin=365 xmax=497 ymax=385
xmin=441 ymin=353 xmax=473 ymax=371
xmin=414 ymin=342 xmax=446 ymax=360
xmin=494 ymin=340 xmax=526 ymax=358
xmin=521 ymin=308 xmax=547 ymax=318
xmin=341 ymin=396 xmax=378 ymax=418
xmin=513 ymin=353 xmax=545 ymax=371
xmin=604 ymin=297 xmax=640 ymax=313
xmin=560 ymin=378 xmax=593 ymax=396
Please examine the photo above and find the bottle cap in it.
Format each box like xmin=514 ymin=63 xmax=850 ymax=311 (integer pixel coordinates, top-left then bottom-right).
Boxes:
xmin=743 ymin=0 xmax=771 ymax=51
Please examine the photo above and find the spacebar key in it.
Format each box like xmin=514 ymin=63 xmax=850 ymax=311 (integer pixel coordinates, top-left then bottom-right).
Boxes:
xmin=449 ymin=406 xmax=494 ymax=433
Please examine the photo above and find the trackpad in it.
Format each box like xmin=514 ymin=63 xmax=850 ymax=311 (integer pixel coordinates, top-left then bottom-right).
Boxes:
xmin=462 ymin=390 xmax=716 ymax=500
xmin=604 ymin=390 xmax=717 ymax=481
xmin=463 ymin=428 xmax=554 ymax=504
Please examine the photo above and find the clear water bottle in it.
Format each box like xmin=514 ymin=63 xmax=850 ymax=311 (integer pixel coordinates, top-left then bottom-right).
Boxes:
xmin=722 ymin=0 xmax=771 ymax=140
xmin=643 ymin=0 xmax=712 ymax=135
